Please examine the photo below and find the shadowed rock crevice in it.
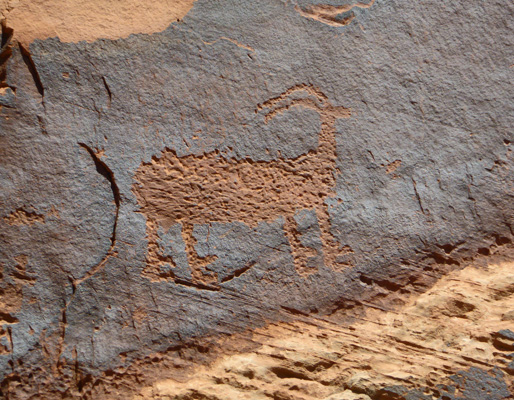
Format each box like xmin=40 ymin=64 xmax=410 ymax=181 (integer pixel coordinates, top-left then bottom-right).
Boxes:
xmin=0 ymin=19 xmax=15 ymax=108
xmin=76 ymin=142 xmax=120 ymax=286
xmin=0 ymin=20 xmax=13 ymax=87
xmin=18 ymin=43 xmax=44 ymax=98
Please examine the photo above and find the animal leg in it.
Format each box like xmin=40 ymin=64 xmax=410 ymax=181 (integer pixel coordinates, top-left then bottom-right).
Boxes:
xmin=181 ymin=223 xmax=219 ymax=287
xmin=143 ymin=217 xmax=176 ymax=281
xmin=284 ymin=215 xmax=318 ymax=276
xmin=316 ymin=205 xmax=353 ymax=269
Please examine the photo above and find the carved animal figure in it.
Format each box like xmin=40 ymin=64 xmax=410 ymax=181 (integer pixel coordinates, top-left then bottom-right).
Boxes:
xmin=296 ymin=0 xmax=376 ymax=27
xmin=133 ymin=85 xmax=351 ymax=288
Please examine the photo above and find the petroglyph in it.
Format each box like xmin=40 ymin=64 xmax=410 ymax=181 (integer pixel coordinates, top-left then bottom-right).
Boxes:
xmin=296 ymin=0 xmax=376 ymax=27
xmin=3 ymin=206 xmax=58 ymax=226
xmin=0 ymin=255 xmax=36 ymax=356
xmin=133 ymin=85 xmax=351 ymax=289
xmin=4 ymin=208 xmax=45 ymax=226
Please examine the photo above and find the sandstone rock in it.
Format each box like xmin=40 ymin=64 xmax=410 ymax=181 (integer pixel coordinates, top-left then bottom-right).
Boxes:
xmin=323 ymin=391 xmax=372 ymax=400
xmin=503 ymin=311 xmax=514 ymax=322
xmin=1 ymin=0 xmax=513 ymax=398
xmin=0 ymin=0 xmax=197 ymax=45
xmin=493 ymin=330 xmax=514 ymax=351
xmin=132 ymin=260 xmax=514 ymax=399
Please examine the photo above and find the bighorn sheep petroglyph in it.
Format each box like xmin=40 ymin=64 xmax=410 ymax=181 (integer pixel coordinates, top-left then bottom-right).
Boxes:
xmin=133 ymin=85 xmax=351 ymax=289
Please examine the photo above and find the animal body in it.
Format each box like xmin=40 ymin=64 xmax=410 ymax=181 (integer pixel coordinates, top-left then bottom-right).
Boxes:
xmin=133 ymin=85 xmax=351 ymax=288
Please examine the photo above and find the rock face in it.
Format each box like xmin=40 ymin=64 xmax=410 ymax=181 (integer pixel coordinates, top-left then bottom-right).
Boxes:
xmin=0 ymin=0 xmax=197 ymax=45
xmin=136 ymin=257 xmax=514 ymax=399
xmin=0 ymin=0 xmax=513 ymax=399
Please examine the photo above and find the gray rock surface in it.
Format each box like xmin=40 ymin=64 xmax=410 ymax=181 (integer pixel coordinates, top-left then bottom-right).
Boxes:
xmin=1 ymin=0 xmax=513 ymax=397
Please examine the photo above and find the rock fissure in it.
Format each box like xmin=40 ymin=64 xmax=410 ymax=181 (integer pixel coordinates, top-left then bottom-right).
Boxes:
xmin=50 ymin=143 xmax=122 ymax=375
xmin=101 ymin=76 xmax=112 ymax=108
xmin=18 ymin=43 xmax=43 ymax=98
xmin=75 ymin=142 xmax=120 ymax=286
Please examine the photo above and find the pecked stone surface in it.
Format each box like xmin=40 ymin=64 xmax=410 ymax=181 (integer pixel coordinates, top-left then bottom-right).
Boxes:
xmin=0 ymin=0 xmax=513 ymax=398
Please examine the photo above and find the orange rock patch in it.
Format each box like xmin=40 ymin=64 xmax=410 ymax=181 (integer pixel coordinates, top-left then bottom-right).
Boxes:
xmin=1 ymin=0 xmax=196 ymax=45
